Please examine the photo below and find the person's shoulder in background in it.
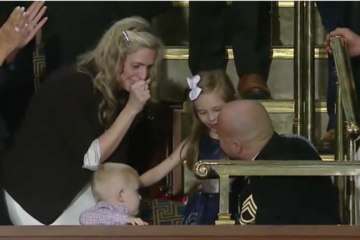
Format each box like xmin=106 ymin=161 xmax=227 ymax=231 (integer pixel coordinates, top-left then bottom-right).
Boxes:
xmin=279 ymin=134 xmax=322 ymax=161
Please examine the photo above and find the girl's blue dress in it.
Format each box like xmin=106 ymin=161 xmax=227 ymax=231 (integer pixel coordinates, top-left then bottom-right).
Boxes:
xmin=180 ymin=134 xmax=240 ymax=225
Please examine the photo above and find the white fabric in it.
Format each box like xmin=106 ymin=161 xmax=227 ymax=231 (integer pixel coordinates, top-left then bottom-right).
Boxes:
xmin=83 ymin=139 xmax=100 ymax=171
xmin=186 ymin=75 xmax=202 ymax=101
xmin=5 ymin=185 xmax=96 ymax=225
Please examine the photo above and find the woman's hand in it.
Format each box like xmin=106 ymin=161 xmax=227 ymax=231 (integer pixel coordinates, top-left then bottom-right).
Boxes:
xmin=125 ymin=79 xmax=151 ymax=115
xmin=0 ymin=2 xmax=47 ymax=64
xmin=324 ymin=28 xmax=360 ymax=57
xmin=0 ymin=6 xmax=28 ymax=61
xmin=17 ymin=1 xmax=47 ymax=49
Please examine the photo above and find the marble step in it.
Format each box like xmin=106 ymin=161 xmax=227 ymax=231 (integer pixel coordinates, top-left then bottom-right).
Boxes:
xmin=172 ymin=1 xmax=296 ymax=8
xmin=163 ymin=47 xmax=327 ymax=60
xmin=177 ymin=111 xmax=330 ymax=149
xmin=159 ymin=58 xmax=330 ymax=101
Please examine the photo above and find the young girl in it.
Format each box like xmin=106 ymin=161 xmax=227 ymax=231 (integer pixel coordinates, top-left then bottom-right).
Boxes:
xmin=140 ymin=69 xmax=240 ymax=225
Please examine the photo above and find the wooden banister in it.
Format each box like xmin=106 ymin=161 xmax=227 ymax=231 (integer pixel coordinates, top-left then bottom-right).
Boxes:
xmin=0 ymin=226 xmax=358 ymax=240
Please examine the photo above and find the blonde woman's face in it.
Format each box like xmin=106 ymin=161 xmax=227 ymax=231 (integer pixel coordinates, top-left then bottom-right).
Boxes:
xmin=120 ymin=47 xmax=156 ymax=92
xmin=194 ymin=92 xmax=226 ymax=134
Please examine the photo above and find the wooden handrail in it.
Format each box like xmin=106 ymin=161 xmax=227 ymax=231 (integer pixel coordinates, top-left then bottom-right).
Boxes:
xmin=0 ymin=225 xmax=358 ymax=237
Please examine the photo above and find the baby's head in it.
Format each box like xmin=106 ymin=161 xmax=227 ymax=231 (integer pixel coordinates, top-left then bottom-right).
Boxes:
xmin=91 ymin=163 xmax=141 ymax=215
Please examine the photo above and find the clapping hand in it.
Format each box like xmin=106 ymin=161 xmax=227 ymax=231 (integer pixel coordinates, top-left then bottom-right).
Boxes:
xmin=0 ymin=2 xmax=47 ymax=63
xmin=18 ymin=1 xmax=48 ymax=49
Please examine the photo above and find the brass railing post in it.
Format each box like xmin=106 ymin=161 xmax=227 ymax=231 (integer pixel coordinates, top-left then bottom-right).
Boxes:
xmin=335 ymin=77 xmax=346 ymax=222
xmin=347 ymin=132 xmax=359 ymax=225
xmin=303 ymin=1 xmax=315 ymax=143
xmin=331 ymin=36 xmax=360 ymax=225
xmin=215 ymin=175 xmax=233 ymax=225
xmin=293 ymin=1 xmax=305 ymax=135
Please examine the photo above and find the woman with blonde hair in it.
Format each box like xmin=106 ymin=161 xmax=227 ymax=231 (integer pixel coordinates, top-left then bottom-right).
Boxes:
xmin=1 ymin=16 xmax=164 ymax=225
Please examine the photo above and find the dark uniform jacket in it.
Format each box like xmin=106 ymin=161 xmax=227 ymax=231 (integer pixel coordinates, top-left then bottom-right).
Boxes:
xmin=238 ymin=132 xmax=341 ymax=225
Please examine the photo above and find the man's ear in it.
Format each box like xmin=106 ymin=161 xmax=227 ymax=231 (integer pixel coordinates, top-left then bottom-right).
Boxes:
xmin=117 ymin=189 xmax=125 ymax=203
xmin=234 ymin=141 xmax=242 ymax=155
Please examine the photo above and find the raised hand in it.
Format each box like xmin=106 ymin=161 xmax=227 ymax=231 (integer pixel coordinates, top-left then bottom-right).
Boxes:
xmin=126 ymin=79 xmax=151 ymax=115
xmin=18 ymin=1 xmax=48 ymax=49
xmin=0 ymin=2 xmax=48 ymax=64
xmin=0 ymin=6 xmax=28 ymax=56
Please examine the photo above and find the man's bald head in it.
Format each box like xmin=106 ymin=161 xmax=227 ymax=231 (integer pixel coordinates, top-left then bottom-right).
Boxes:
xmin=218 ymin=100 xmax=274 ymax=143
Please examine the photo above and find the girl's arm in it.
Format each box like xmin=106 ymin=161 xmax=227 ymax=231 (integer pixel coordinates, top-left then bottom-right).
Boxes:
xmin=140 ymin=139 xmax=188 ymax=187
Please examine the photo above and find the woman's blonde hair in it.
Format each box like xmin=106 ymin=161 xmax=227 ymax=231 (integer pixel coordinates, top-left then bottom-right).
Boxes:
xmin=185 ymin=69 xmax=236 ymax=170
xmin=91 ymin=163 xmax=140 ymax=202
xmin=77 ymin=16 xmax=164 ymax=127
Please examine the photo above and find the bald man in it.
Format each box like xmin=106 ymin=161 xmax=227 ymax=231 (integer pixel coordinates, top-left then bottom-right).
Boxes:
xmin=217 ymin=100 xmax=341 ymax=225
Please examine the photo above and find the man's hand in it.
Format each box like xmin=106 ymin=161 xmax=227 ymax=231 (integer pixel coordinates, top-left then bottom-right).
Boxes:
xmin=324 ymin=28 xmax=360 ymax=57
xmin=126 ymin=216 xmax=149 ymax=225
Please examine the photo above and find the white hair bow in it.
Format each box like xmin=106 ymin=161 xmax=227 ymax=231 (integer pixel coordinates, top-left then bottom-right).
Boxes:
xmin=187 ymin=75 xmax=202 ymax=101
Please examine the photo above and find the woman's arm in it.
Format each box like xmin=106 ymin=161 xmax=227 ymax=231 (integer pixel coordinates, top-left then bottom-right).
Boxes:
xmin=97 ymin=105 xmax=137 ymax=162
xmin=140 ymin=139 xmax=188 ymax=187
xmin=0 ymin=46 xmax=10 ymax=66
xmin=83 ymin=80 xmax=151 ymax=170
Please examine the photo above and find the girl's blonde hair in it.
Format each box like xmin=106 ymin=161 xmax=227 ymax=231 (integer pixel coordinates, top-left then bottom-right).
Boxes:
xmin=185 ymin=69 xmax=236 ymax=170
xmin=77 ymin=16 xmax=164 ymax=128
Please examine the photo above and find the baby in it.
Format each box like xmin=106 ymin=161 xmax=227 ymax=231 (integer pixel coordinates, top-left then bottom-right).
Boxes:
xmin=79 ymin=163 xmax=148 ymax=225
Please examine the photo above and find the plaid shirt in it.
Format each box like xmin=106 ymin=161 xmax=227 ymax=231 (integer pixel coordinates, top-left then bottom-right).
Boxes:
xmin=79 ymin=201 xmax=129 ymax=225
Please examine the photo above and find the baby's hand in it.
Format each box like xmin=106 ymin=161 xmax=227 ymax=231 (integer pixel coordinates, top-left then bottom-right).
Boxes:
xmin=127 ymin=216 xmax=149 ymax=225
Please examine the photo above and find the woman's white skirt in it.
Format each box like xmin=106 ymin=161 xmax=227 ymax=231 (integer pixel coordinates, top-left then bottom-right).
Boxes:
xmin=4 ymin=185 xmax=96 ymax=225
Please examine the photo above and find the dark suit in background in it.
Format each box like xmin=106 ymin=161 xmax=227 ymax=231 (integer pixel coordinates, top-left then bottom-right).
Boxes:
xmin=317 ymin=2 xmax=360 ymax=153
xmin=42 ymin=1 xmax=172 ymax=74
xmin=316 ymin=1 xmax=348 ymax=153
xmin=188 ymin=1 xmax=272 ymax=99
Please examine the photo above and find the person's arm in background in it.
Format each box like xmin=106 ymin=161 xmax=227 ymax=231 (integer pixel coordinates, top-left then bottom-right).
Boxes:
xmin=325 ymin=28 xmax=360 ymax=57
